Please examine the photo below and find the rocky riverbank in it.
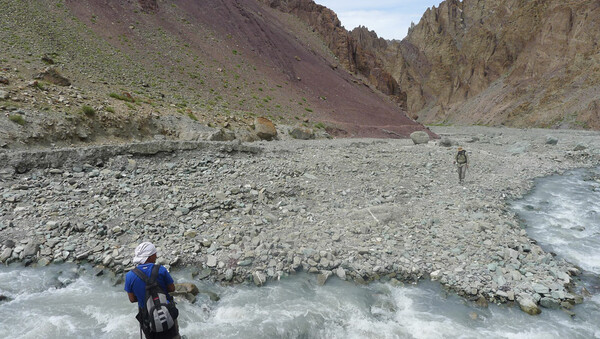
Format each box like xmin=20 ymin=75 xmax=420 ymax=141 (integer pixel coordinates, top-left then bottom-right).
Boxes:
xmin=1 ymin=126 xmax=599 ymax=315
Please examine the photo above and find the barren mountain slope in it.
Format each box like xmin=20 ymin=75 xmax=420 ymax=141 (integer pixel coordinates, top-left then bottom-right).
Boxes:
xmin=0 ymin=0 xmax=430 ymax=149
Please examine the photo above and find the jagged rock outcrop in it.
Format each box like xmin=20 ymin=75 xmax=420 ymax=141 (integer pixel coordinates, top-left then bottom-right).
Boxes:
xmin=259 ymin=0 xmax=406 ymax=106
xmin=138 ymin=0 xmax=158 ymax=13
xmin=394 ymin=0 xmax=600 ymax=128
xmin=382 ymin=0 xmax=600 ymax=128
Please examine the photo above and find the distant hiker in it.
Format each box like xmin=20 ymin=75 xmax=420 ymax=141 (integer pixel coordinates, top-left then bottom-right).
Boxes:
xmin=454 ymin=147 xmax=469 ymax=184
xmin=125 ymin=242 xmax=180 ymax=339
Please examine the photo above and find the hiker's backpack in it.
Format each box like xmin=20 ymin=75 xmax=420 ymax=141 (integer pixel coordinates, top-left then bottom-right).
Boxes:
xmin=456 ymin=150 xmax=467 ymax=164
xmin=132 ymin=264 xmax=178 ymax=335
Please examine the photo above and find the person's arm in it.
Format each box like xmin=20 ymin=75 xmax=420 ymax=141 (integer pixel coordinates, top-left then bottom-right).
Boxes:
xmin=161 ymin=266 xmax=176 ymax=293
xmin=128 ymin=292 xmax=138 ymax=303
xmin=124 ymin=273 xmax=138 ymax=303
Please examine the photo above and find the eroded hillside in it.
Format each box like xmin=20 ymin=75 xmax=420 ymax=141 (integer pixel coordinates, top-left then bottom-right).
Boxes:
xmin=0 ymin=0 xmax=430 ymax=149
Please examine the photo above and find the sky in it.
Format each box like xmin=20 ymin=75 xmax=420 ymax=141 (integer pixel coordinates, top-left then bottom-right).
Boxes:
xmin=314 ymin=0 xmax=443 ymax=40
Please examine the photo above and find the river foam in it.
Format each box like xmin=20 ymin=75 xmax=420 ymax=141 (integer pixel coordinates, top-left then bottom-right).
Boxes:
xmin=1 ymin=264 xmax=599 ymax=338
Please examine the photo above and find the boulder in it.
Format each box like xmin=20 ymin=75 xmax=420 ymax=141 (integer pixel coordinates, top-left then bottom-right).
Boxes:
xmin=254 ymin=117 xmax=277 ymax=141
xmin=532 ymin=283 xmax=550 ymax=295
xmin=545 ymin=136 xmax=558 ymax=145
xmin=573 ymin=143 xmax=587 ymax=151
xmin=0 ymin=90 xmax=9 ymax=100
xmin=0 ymin=76 xmax=9 ymax=85
xmin=335 ymin=267 xmax=346 ymax=280
xmin=199 ymin=290 xmax=220 ymax=302
xmin=206 ymin=255 xmax=217 ymax=267
xmin=430 ymin=270 xmax=442 ymax=281
xmin=225 ymin=268 xmax=234 ymax=281
xmin=517 ymin=295 xmax=541 ymax=315
xmin=209 ymin=128 xmax=236 ymax=142
xmin=540 ymin=297 xmax=560 ymax=309
xmin=438 ymin=137 xmax=453 ymax=147
xmin=235 ymin=128 xmax=260 ymax=142
xmin=252 ymin=271 xmax=267 ymax=286
xmin=0 ymin=248 xmax=12 ymax=262
xmin=139 ymin=0 xmax=159 ymax=13
xmin=317 ymin=271 xmax=332 ymax=286
xmin=290 ymin=127 xmax=315 ymax=140
xmin=21 ymin=242 xmax=39 ymax=258
xmin=35 ymin=67 xmax=71 ymax=86
xmin=172 ymin=283 xmax=200 ymax=303
xmin=174 ymin=283 xmax=199 ymax=296
xmin=509 ymin=142 xmax=530 ymax=155
xmin=184 ymin=230 xmax=197 ymax=238
xmin=410 ymin=131 xmax=429 ymax=145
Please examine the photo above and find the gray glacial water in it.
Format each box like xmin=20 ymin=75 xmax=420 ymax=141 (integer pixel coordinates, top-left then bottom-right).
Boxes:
xmin=1 ymin=168 xmax=600 ymax=339
xmin=512 ymin=167 xmax=600 ymax=275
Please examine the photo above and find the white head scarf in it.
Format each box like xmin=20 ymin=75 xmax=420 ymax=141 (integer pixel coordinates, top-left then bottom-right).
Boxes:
xmin=133 ymin=242 xmax=157 ymax=265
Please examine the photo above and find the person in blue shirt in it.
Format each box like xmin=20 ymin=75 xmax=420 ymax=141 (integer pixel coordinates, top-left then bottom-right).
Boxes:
xmin=125 ymin=242 xmax=180 ymax=339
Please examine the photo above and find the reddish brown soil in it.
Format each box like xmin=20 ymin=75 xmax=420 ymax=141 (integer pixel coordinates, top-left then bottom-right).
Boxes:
xmin=65 ymin=0 xmax=435 ymax=138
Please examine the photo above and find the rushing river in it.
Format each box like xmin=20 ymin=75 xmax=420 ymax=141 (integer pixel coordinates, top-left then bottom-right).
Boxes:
xmin=1 ymin=168 xmax=600 ymax=339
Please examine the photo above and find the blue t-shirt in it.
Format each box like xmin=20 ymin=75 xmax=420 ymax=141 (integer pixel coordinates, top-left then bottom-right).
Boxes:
xmin=124 ymin=263 xmax=175 ymax=308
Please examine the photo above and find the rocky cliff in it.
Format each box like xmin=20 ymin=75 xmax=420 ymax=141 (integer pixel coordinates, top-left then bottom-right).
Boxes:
xmin=392 ymin=0 xmax=600 ymax=128
xmin=259 ymin=0 xmax=406 ymax=106
xmin=269 ymin=0 xmax=600 ymax=129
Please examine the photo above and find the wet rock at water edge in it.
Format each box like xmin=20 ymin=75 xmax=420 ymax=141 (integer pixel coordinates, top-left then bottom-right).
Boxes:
xmin=197 ymin=268 xmax=212 ymax=280
xmin=253 ymin=271 xmax=266 ymax=286
xmin=317 ymin=271 xmax=332 ymax=286
xmin=225 ymin=269 xmax=234 ymax=281
xmin=540 ymin=297 xmax=560 ymax=309
xmin=517 ymin=295 xmax=541 ymax=315
xmin=0 ymin=248 xmax=12 ymax=262
xmin=335 ymin=267 xmax=346 ymax=280
xmin=173 ymin=283 xmax=200 ymax=303
xmin=199 ymin=290 xmax=220 ymax=302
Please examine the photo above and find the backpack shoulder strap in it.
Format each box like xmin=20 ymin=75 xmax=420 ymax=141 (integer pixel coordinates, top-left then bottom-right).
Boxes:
xmin=132 ymin=267 xmax=150 ymax=284
xmin=149 ymin=264 xmax=161 ymax=284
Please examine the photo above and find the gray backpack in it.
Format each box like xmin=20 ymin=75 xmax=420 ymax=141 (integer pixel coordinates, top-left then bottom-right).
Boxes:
xmin=132 ymin=265 xmax=178 ymax=335
xmin=456 ymin=150 xmax=467 ymax=164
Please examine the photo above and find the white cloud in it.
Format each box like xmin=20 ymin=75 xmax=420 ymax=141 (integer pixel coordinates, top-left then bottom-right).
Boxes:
xmin=315 ymin=0 xmax=442 ymax=40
